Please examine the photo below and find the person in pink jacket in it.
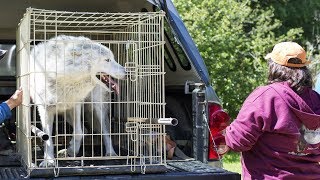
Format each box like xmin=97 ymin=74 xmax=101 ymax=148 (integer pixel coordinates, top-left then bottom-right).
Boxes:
xmin=225 ymin=42 xmax=320 ymax=179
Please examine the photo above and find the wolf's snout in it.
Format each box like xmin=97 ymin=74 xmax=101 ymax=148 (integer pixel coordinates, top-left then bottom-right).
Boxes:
xmin=118 ymin=69 xmax=126 ymax=79
xmin=113 ymin=66 xmax=127 ymax=80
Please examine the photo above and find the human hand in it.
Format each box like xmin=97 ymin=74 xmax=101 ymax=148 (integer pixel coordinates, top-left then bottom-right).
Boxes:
xmin=5 ymin=87 xmax=23 ymax=110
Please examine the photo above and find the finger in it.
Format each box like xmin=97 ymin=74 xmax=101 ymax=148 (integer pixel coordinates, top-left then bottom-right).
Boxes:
xmin=12 ymin=94 xmax=18 ymax=99
xmin=16 ymin=89 xmax=23 ymax=96
xmin=12 ymin=90 xmax=21 ymax=99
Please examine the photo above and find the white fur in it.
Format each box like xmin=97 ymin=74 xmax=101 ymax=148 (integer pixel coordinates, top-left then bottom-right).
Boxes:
xmin=30 ymin=35 xmax=126 ymax=167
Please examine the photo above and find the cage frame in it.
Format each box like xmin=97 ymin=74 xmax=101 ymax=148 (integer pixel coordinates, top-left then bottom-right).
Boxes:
xmin=16 ymin=8 xmax=167 ymax=177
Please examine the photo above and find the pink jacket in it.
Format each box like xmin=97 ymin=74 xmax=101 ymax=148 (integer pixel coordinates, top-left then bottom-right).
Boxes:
xmin=226 ymin=82 xmax=320 ymax=179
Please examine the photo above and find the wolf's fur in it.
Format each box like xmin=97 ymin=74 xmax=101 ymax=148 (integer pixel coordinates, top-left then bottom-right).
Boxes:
xmin=30 ymin=35 xmax=126 ymax=167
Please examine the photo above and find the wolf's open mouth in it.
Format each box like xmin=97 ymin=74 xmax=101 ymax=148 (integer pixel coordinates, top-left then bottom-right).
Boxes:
xmin=99 ymin=74 xmax=120 ymax=94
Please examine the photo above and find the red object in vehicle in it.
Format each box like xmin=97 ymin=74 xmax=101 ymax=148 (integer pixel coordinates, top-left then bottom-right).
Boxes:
xmin=208 ymin=103 xmax=230 ymax=160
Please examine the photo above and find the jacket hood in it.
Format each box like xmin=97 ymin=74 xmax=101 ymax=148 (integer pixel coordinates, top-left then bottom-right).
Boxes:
xmin=270 ymin=82 xmax=320 ymax=130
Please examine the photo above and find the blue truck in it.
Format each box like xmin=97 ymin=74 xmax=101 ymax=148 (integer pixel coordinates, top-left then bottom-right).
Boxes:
xmin=0 ymin=0 xmax=240 ymax=179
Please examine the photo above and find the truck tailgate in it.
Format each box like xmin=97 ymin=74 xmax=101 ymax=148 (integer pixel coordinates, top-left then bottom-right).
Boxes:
xmin=0 ymin=155 xmax=240 ymax=179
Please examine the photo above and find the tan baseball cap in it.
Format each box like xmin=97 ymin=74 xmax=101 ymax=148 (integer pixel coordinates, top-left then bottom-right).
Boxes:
xmin=265 ymin=42 xmax=310 ymax=68
xmin=0 ymin=49 xmax=7 ymax=60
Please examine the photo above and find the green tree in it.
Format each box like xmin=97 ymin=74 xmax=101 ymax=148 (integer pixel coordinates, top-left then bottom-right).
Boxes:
xmin=257 ymin=0 xmax=320 ymax=80
xmin=257 ymin=0 xmax=320 ymax=44
xmin=173 ymin=0 xmax=303 ymax=118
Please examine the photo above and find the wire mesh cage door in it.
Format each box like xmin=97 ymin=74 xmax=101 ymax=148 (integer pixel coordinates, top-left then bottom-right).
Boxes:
xmin=16 ymin=8 xmax=166 ymax=177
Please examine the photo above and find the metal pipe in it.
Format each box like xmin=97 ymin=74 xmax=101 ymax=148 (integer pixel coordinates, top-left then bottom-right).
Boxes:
xmin=149 ymin=118 xmax=178 ymax=126
xmin=31 ymin=125 xmax=49 ymax=141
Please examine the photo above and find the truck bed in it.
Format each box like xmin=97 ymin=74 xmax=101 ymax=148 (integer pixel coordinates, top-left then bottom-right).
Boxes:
xmin=0 ymin=155 xmax=240 ymax=179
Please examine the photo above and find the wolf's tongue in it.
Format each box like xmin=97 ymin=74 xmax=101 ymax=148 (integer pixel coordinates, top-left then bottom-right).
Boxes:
xmin=103 ymin=75 xmax=120 ymax=94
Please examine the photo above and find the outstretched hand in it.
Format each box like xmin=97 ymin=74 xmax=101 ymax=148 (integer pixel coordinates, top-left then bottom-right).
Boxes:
xmin=5 ymin=87 xmax=23 ymax=110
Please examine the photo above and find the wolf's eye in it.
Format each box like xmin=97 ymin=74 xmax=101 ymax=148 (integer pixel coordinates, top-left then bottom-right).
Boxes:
xmin=105 ymin=58 xmax=111 ymax=62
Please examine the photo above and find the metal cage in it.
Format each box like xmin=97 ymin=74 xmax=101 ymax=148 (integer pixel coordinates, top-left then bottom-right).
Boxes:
xmin=16 ymin=8 xmax=166 ymax=177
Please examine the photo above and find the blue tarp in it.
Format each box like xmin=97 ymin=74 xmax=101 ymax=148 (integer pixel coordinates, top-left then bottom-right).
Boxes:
xmin=148 ymin=0 xmax=220 ymax=103
xmin=156 ymin=0 xmax=211 ymax=86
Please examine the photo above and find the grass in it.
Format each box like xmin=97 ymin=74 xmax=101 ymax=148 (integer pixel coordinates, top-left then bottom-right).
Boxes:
xmin=222 ymin=151 xmax=242 ymax=175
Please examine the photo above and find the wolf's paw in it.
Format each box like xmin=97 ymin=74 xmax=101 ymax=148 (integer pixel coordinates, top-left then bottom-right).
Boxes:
xmin=105 ymin=151 xmax=118 ymax=156
xmin=57 ymin=149 xmax=69 ymax=158
xmin=39 ymin=159 xmax=55 ymax=167
xmin=58 ymin=148 xmax=78 ymax=157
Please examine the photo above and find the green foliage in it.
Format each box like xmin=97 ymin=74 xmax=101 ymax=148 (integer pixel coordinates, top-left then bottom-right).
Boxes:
xmin=223 ymin=151 xmax=241 ymax=174
xmin=173 ymin=0 xmax=303 ymax=119
xmin=258 ymin=0 xmax=320 ymax=44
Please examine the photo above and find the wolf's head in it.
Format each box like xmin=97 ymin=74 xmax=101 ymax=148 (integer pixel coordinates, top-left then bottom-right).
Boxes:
xmin=69 ymin=37 xmax=126 ymax=94
xmin=90 ymin=45 xmax=126 ymax=94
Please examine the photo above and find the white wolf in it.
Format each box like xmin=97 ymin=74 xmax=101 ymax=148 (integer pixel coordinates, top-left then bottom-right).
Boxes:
xmin=29 ymin=35 xmax=126 ymax=167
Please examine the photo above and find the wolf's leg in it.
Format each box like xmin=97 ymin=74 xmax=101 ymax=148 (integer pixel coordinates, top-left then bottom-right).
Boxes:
xmin=67 ymin=104 xmax=83 ymax=157
xmin=92 ymin=97 xmax=117 ymax=156
xmin=38 ymin=106 xmax=55 ymax=167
